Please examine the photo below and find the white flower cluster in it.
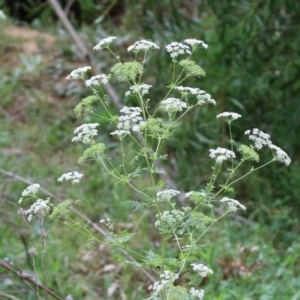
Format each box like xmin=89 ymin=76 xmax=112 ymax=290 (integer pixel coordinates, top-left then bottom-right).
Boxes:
xmin=72 ymin=123 xmax=99 ymax=144
xmin=148 ymin=270 xmax=179 ymax=293
xmin=127 ymin=40 xmax=159 ymax=53
xmin=245 ymin=129 xmax=291 ymax=165
xmin=66 ymin=66 xmax=91 ymax=80
xmin=110 ymin=130 xmax=130 ymax=138
xmin=117 ymin=106 xmax=145 ymax=132
xmin=189 ymin=287 xmax=205 ymax=300
xmin=57 ymin=171 xmax=84 ymax=184
xmin=165 ymin=42 xmax=191 ymax=60
xmin=21 ymin=184 xmax=40 ymax=197
xmin=185 ymin=39 xmax=208 ymax=49
xmin=217 ymin=112 xmax=242 ymax=122
xmin=174 ymin=86 xmax=216 ymax=105
xmin=220 ymin=197 xmax=246 ymax=212
xmin=155 ymin=210 xmax=185 ymax=228
xmin=269 ymin=144 xmax=291 ymax=166
xmin=25 ymin=199 xmax=50 ymax=222
xmin=19 ymin=184 xmax=40 ymax=204
xmin=93 ymin=36 xmax=117 ymax=51
xmin=125 ymin=84 xmax=152 ymax=96
xmin=191 ymin=263 xmax=213 ymax=277
xmin=245 ymin=129 xmax=272 ymax=150
xmin=209 ymin=147 xmax=236 ymax=163
xmin=159 ymin=98 xmax=188 ymax=115
xmin=185 ymin=191 xmax=207 ymax=198
xmin=157 ymin=189 xmax=180 ymax=201
xmin=0 ymin=10 xmax=6 ymax=20
xmin=85 ymin=74 xmax=108 ymax=87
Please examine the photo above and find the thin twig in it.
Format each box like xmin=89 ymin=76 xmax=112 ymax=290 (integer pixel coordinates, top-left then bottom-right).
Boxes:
xmin=0 ymin=259 xmax=64 ymax=300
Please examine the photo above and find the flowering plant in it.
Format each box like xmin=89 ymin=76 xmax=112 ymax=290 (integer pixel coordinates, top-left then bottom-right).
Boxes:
xmin=18 ymin=36 xmax=290 ymax=299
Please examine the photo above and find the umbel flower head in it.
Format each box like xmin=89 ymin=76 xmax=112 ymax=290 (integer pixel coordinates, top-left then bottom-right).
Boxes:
xmin=220 ymin=197 xmax=246 ymax=212
xmin=66 ymin=66 xmax=91 ymax=80
xmin=93 ymin=36 xmax=117 ymax=51
xmin=72 ymin=123 xmax=99 ymax=144
xmin=19 ymin=183 xmax=40 ymax=204
xmin=57 ymin=171 xmax=84 ymax=184
xmin=127 ymin=40 xmax=159 ymax=53
xmin=217 ymin=112 xmax=242 ymax=123
xmin=245 ymin=128 xmax=272 ymax=150
xmin=209 ymin=147 xmax=236 ymax=163
xmin=191 ymin=263 xmax=213 ymax=277
xmin=125 ymin=84 xmax=152 ymax=96
xmin=25 ymin=199 xmax=51 ymax=222
xmin=159 ymin=98 xmax=188 ymax=115
xmin=165 ymin=42 xmax=191 ymax=60
xmin=85 ymin=74 xmax=109 ymax=87
xmin=117 ymin=106 xmax=145 ymax=132
xmin=269 ymin=144 xmax=291 ymax=166
xmin=174 ymin=86 xmax=216 ymax=105
xmin=148 ymin=270 xmax=179 ymax=293
xmin=157 ymin=189 xmax=180 ymax=201
xmin=185 ymin=39 xmax=208 ymax=49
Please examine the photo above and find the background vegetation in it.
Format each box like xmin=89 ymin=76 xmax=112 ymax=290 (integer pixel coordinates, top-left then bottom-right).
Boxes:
xmin=0 ymin=0 xmax=299 ymax=299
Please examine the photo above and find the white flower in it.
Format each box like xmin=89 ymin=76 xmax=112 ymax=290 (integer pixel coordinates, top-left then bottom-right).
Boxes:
xmin=0 ymin=10 xmax=6 ymax=20
xmin=220 ymin=197 xmax=246 ymax=212
xmin=191 ymin=263 xmax=213 ymax=277
xmin=25 ymin=199 xmax=50 ymax=222
xmin=217 ymin=112 xmax=242 ymax=122
xmin=157 ymin=189 xmax=180 ymax=201
xmin=72 ymin=123 xmax=99 ymax=144
xmin=185 ymin=191 xmax=207 ymax=198
xmin=110 ymin=130 xmax=130 ymax=138
xmin=209 ymin=147 xmax=236 ymax=163
xmin=245 ymin=128 xmax=272 ymax=150
xmin=19 ymin=184 xmax=40 ymax=203
xmin=125 ymin=84 xmax=152 ymax=96
xmin=159 ymin=98 xmax=188 ymax=115
xmin=21 ymin=184 xmax=40 ymax=197
xmin=93 ymin=36 xmax=117 ymax=51
xmin=189 ymin=287 xmax=205 ymax=300
xmin=117 ymin=106 xmax=145 ymax=133
xmin=156 ymin=210 xmax=185 ymax=228
xmin=66 ymin=66 xmax=91 ymax=79
xmin=165 ymin=42 xmax=191 ymax=60
xmin=127 ymin=40 xmax=159 ymax=52
xmin=185 ymin=39 xmax=208 ymax=49
xmin=57 ymin=171 xmax=84 ymax=184
xmin=174 ymin=86 xmax=216 ymax=105
xmin=269 ymin=144 xmax=291 ymax=166
xmin=148 ymin=271 xmax=179 ymax=293
xmin=85 ymin=74 xmax=108 ymax=86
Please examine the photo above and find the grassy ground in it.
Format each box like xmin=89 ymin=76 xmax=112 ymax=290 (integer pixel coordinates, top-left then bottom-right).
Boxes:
xmin=0 ymin=18 xmax=299 ymax=300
